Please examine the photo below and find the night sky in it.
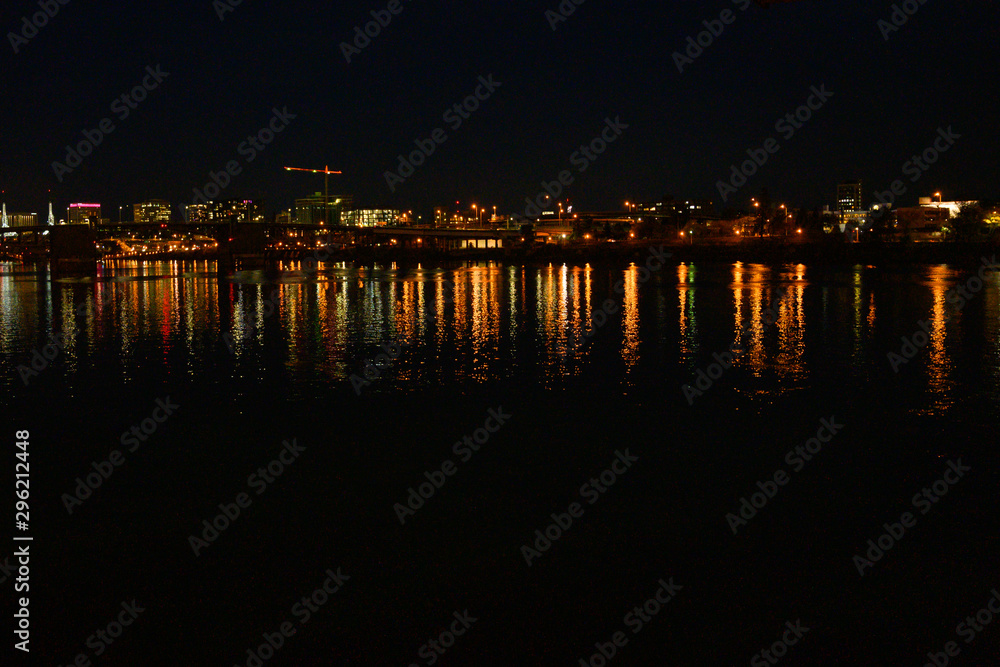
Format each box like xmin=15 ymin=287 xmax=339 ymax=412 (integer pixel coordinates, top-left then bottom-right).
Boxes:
xmin=2 ymin=0 xmax=997 ymax=219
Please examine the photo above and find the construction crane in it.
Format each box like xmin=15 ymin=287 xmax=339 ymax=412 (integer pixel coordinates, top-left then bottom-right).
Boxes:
xmin=284 ymin=166 xmax=342 ymax=225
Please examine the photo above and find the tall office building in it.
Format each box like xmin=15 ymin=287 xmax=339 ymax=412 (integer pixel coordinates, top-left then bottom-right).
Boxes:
xmin=837 ymin=181 xmax=863 ymax=212
xmin=208 ymin=200 xmax=262 ymax=224
xmin=183 ymin=200 xmax=262 ymax=224
xmin=134 ymin=200 xmax=172 ymax=224
xmin=68 ymin=203 xmax=101 ymax=225
xmin=186 ymin=204 xmax=209 ymax=224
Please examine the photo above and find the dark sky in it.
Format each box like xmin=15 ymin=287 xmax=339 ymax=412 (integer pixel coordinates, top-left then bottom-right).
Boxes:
xmin=1 ymin=0 xmax=997 ymax=219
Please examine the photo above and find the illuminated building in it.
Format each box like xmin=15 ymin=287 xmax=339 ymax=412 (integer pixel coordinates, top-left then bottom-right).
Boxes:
xmin=186 ymin=204 xmax=209 ymax=224
xmin=341 ymin=209 xmax=402 ymax=227
xmin=917 ymin=198 xmax=977 ymax=218
xmin=636 ymin=198 xmax=713 ymax=217
xmin=837 ymin=180 xmax=863 ymax=212
xmin=209 ymin=200 xmax=263 ymax=224
xmin=7 ymin=212 xmax=38 ymax=227
xmin=184 ymin=200 xmax=263 ymax=224
xmin=68 ymin=203 xmax=101 ymax=225
xmin=134 ymin=200 xmax=172 ymax=224
xmin=295 ymin=193 xmax=353 ymax=225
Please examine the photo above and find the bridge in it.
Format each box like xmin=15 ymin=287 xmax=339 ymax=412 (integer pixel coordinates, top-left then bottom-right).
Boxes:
xmin=1 ymin=216 xmax=599 ymax=271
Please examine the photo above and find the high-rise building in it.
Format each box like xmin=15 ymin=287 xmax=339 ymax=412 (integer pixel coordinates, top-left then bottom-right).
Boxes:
xmin=186 ymin=204 xmax=209 ymax=224
xmin=295 ymin=193 xmax=353 ymax=225
xmin=68 ymin=203 xmax=101 ymax=225
xmin=208 ymin=200 xmax=262 ymax=224
xmin=185 ymin=200 xmax=262 ymax=224
xmin=134 ymin=200 xmax=172 ymax=224
xmin=837 ymin=181 xmax=863 ymax=212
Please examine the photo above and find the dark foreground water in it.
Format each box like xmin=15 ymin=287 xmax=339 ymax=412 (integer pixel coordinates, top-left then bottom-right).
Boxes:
xmin=2 ymin=257 xmax=999 ymax=665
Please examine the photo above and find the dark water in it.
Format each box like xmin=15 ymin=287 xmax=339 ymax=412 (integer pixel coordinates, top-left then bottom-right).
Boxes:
xmin=2 ymin=258 xmax=999 ymax=665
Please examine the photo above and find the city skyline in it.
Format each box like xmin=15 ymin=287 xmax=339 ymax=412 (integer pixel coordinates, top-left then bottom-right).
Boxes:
xmin=2 ymin=2 xmax=997 ymax=218
xmin=5 ymin=2 xmax=1000 ymax=663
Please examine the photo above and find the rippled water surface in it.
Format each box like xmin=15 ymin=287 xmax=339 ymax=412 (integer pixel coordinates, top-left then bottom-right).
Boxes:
xmin=3 ymin=258 xmax=998 ymax=664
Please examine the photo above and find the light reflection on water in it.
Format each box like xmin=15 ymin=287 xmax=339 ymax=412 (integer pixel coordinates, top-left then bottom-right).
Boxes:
xmin=2 ymin=259 xmax=999 ymax=417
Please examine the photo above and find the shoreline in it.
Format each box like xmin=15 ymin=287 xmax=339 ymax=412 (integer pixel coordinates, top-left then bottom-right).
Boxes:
xmin=310 ymin=239 xmax=1000 ymax=269
xmin=6 ymin=239 xmax=999 ymax=274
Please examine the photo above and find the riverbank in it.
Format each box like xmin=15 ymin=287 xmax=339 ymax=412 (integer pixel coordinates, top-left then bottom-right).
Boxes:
xmin=316 ymin=238 xmax=1000 ymax=269
xmin=10 ymin=238 xmax=999 ymax=275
